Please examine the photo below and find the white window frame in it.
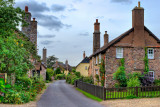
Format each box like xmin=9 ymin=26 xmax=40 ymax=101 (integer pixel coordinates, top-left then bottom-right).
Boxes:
xmin=148 ymin=48 xmax=154 ymax=59
xmin=116 ymin=48 xmax=123 ymax=58
xmin=149 ymin=71 xmax=154 ymax=79
xmin=95 ymin=69 xmax=98 ymax=74
xmin=99 ymin=54 xmax=101 ymax=64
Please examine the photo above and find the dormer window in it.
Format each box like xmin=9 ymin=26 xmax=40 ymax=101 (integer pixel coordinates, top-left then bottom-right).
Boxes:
xmin=116 ymin=48 xmax=123 ymax=58
xmin=148 ymin=48 xmax=154 ymax=59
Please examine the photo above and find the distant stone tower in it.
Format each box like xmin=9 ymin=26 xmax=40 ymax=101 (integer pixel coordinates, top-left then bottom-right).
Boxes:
xmin=42 ymin=47 xmax=47 ymax=67
xmin=22 ymin=6 xmax=37 ymax=49
xmin=93 ymin=19 xmax=100 ymax=53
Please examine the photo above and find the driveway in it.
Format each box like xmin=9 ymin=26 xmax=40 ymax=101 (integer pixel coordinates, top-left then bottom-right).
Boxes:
xmin=37 ymin=80 xmax=104 ymax=107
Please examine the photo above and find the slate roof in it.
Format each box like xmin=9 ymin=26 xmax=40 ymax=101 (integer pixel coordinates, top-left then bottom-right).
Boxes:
xmin=89 ymin=26 xmax=160 ymax=58
xmin=76 ymin=57 xmax=89 ymax=67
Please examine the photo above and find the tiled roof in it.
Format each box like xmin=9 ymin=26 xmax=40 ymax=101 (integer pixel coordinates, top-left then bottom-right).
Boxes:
xmin=89 ymin=26 xmax=160 ymax=58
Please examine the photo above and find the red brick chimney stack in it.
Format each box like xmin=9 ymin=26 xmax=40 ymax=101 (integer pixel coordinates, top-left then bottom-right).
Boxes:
xmin=94 ymin=19 xmax=100 ymax=32
xmin=104 ymin=31 xmax=109 ymax=45
xmin=83 ymin=51 xmax=86 ymax=59
xmin=93 ymin=19 xmax=100 ymax=53
xmin=25 ymin=6 xmax=28 ymax=12
xmin=132 ymin=1 xmax=145 ymax=47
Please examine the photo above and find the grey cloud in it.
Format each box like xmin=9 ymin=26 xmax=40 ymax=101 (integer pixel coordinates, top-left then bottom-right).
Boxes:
xmin=38 ymin=34 xmax=56 ymax=38
xmin=73 ymin=0 xmax=83 ymax=3
xmin=79 ymin=32 xmax=89 ymax=36
xmin=68 ymin=8 xmax=77 ymax=12
xmin=51 ymin=4 xmax=66 ymax=12
xmin=96 ymin=16 xmax=104 ymax=19
xmin=111 ymin=0 xmax=132 ymax=3
xmin=15 ymin=0 xmax=72 ymax=31
xmin=41 ymin=40 xmax=53 ymax=45
xmin=15 ymin=0 xmax=50 ymax=13
xmin=33 ymin=13 xmax=64 ymax=30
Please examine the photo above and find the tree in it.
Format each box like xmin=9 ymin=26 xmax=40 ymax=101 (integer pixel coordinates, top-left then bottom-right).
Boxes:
xmin=0 ymin=0 xmax=39 ymax=77
xmin=47 ymin=55 xmax=58 ymax=68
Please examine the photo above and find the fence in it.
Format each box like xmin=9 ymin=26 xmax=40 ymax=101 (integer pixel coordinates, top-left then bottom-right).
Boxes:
xmin=75 ymin=80 xmax=160 ymax=100
xmin=75 ymin=80 xmax=106 ymax=100
xmin=106 ymin=86 xmax=160 ymax=99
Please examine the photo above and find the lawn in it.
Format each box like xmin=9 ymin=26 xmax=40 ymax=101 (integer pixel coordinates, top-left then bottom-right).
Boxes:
xmin=76 ymin=88 xmax=103 ymax=102
xmin=106 ymin=89 xmax=160 ymax=99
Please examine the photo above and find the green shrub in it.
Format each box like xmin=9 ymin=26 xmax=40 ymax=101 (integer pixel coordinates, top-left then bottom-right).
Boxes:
xmin=16 ymin=76 xmax=32 ymax=91
xmin=54 ymin=68 xmax=61 ymax=75
xmin=83 ymin=76 xmax=94 ymax=84
xmin=127 ymin=77 xmax=141 ymax=87
xmin=3 ymin=90 xmax=23 ymax=104
xmin=113 ymin=66 xmax=127 ymax=87
xmin=72 ymin=69 xmax=76 ymax=73
xmin=113 ymin=58 xmax=127 ymax=87
xmin=154 ymin=79 xmax=160 ymax=86
xmin=56 ymin=74 xmax=65 ymax=80
xmin=46 ymin=68 xmax=54 ymax=81
xmin=75 ymin=72 xmax=81 ymax=77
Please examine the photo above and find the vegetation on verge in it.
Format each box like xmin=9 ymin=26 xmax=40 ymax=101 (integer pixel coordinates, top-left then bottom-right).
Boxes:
xmin=76 ymin=88 xmax=102 ymax=102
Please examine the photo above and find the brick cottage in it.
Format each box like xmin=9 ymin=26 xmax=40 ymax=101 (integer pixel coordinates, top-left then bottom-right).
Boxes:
xmin=88 ymin=2 xmax=160 ymax=88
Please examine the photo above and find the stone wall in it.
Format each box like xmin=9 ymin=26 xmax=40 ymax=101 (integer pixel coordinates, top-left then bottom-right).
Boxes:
xmin=105 ymin=47 xmax=160 ymax=88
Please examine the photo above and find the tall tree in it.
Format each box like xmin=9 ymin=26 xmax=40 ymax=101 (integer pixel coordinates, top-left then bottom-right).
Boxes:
xmin=47 ymin=55 xmax=58 ymax=68
xmin=0 ymin=0 xmax=39 ymax=77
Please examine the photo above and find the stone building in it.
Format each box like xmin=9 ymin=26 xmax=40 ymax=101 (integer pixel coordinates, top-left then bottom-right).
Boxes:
xmin=76 ymin=51 xmax=90 ymax=77
xmin=22 ymin=6 xmax=46 ymax=80
xmin=52 ymin=60 xmax=72 ymax=75
xmin=22 ymin=6 xmax=37 ymax=48
xmin=88 ymin=2 xmax=160 ymax=88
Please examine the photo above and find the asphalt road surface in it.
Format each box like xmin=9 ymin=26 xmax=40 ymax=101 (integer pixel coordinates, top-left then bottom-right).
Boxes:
xmin=37 ymin=80 xmax=104 ymax=107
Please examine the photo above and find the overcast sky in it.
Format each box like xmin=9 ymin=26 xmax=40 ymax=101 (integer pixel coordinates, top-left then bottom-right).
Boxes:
xmin=15 ymin=0 xmax=160 ymax=66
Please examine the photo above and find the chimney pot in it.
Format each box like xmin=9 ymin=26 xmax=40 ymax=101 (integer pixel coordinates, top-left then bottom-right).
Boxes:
xmin=83 ymin=51 xmax=86 ymax=59
xmin=33 ymin=18 xmax=36 ymax=21
xmin=96 ymin=19 xmax=98 ymax=23
xmin=25 ymin=6 xmax=28 ymax=12
xmin=104 ymin=31 xmax=109 ymax=45
xmin=138 ymin=1 xmax=140 ymax=7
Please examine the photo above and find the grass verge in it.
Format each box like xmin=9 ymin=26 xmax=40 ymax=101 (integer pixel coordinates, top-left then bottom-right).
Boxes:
xmin=76 ymin=88 xmax=103 ymax=102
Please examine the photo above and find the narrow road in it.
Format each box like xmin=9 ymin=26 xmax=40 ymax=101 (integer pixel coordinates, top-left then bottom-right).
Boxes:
xmin=37 ymin=80 xmax=104 ymax=107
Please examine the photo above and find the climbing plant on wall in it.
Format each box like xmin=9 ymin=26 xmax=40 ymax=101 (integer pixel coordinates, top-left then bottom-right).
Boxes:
xmin=144 ymin=47 xmax=149 ymax=73
xmin=99 ymin=59 xmax=105 ymax=86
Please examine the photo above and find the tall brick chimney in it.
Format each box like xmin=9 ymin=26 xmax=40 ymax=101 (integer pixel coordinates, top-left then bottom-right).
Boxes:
xmin=104 ymin=31 xmax=109 ymax=45
xmin=93 ymin=19 xmax=100 ymax=53
xmin=83 ymin=51 xmax=86 ymax=59
xmin=30 ymin=18 xmax=37 ymax=48
xmin=42 ymin=47 xmax=47 ymax=67
xmin=22 ymin=6 xmax=31 ymax=38
xmin=132 ymin=1 xmax=145 ymax=47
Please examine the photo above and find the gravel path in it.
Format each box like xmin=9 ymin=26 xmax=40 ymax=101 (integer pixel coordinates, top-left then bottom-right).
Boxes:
xmin=100 ymin=97 xmax=160 ymax=107
xmin=37 ymin=80 xmax=104 ymax=107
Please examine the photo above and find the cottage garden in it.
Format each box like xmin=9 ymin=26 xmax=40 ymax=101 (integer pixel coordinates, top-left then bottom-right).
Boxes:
xmin=0 ymin=0 xmax=45 ymax=104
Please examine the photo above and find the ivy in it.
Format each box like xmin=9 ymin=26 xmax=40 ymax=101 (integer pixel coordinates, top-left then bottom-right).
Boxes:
xmin=99 ymin=59 xmax=105 ymax=86
xmin=144 ymin=47 xmax=149 ymax=73
xmin=113 ymin=58 xmax=127 ymax=87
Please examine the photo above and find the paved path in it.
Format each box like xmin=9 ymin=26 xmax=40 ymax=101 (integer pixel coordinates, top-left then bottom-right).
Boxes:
xmin=37 ymin=80 xmax=104 ymax=107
